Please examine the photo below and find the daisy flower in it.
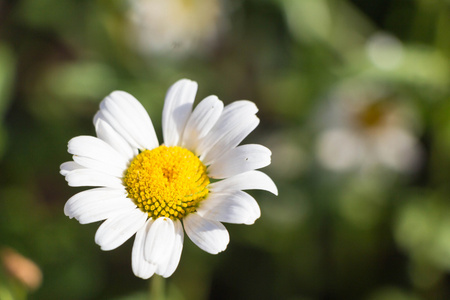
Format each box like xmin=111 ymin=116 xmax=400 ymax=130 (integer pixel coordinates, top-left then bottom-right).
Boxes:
xmin=316 ymin=80 xmax=421 ymax=173
xmin=60 ymin=79 xmax=277 ymax=279
xmin=126 ymin=0 xmax=225 ymax=57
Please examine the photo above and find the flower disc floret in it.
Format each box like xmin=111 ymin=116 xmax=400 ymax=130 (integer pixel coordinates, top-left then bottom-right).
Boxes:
xmin=123 ymin=145 xmax=210 ymax=220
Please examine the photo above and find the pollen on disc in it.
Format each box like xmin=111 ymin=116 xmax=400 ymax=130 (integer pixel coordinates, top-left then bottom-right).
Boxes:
xmin=123 ymin=145 xmax=210 ymax=220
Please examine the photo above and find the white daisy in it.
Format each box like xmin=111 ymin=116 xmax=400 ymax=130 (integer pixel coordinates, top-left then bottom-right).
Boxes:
xmin=60 ymin=79 xmax=277 ymax=279
xmin=126 ymin=0 xmax=225 ymax=57
xmin=316 ymin=80 xmax=421 ymax=173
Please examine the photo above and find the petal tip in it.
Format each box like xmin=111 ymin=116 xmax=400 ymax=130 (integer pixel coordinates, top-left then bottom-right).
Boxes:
xmin=271 ymin=186 xmax=279 ymax=196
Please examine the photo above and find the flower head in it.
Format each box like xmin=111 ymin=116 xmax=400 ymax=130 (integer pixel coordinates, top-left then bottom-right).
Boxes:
xmin=60 ymin=79 xmax=277 ymax=279
xmin=316 ymin=80 xmax=421 ymax=173
xmin=126 ymin=0 xmax=225 ymax=57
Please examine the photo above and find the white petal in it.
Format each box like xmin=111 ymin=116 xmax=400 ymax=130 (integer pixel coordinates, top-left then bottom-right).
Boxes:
xmin=162 ymin=79 xmax=198 ymax=146
xmin=64 ymin=188 xmax=136 ymax=224
xmin=181 ymin=95 xmax=223 ymax=153
xmin=156 ymin=219 xmax=184 ymax=278
xmin=373 ymin=127 xmax=420 ymax=172
xmin=144 ymin=217 xmax=175 ymax=264
xmin=316 ymin=128 xmax=363 ymax=171
xmin=72 ymin=156 xmax=124 ymax=178
xmin=132 ymin=219 xmax=157 ymax=279
xmin=95 ymin=91 xmax=159 ymax=150
xmin=183 ymin=213 xmax=229 ymax=254
xmin=68 ymin=136 xmax=128 ymax=171
xmin=60 ymin=161 xmax=84 ymax=176
xmin=198 ymin=101 xmax=260 ymax=165
xmin=95 ymin=117 xmax=136 ymax=160
xmin=209 ymin=170 xmax=278 ymax=195
xmin=197 ymin=191 xmax=261 ymax=225
xmin=95 ymin=208 xmax=147 ymax=251
xmin=65 ymin=169 xmax=123 ymax=188
xmin=94 ymin=111 xmax=134 ymax=151
xmin=207 ymin=144 xmax=271 ymax=179
xmin=203 ymin=117 xmax=259 ymax=165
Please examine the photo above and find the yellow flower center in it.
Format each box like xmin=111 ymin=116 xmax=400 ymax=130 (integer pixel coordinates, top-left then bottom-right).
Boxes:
xmin=356 ymin=101 xmax=387 ymax=128
xmin=123 ymin=145 xmax=210 ymax=220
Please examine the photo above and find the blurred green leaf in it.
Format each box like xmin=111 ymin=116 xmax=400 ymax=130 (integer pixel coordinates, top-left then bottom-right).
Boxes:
xmin=45 ymin=61 xmax=118 ymax=100
xmin=395 ymin=193 xmax=450 ymax=270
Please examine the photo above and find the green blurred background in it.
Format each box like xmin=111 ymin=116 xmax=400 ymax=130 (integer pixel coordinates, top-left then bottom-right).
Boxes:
xmin=1 ymin=0 xmax=450 ymax=299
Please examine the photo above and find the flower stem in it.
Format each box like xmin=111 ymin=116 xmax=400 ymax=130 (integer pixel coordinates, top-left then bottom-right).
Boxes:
xmin=149 ymin=275 xmax=165 ymax=300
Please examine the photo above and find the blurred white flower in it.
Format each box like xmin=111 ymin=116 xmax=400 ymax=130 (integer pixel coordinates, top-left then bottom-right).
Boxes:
xmin=126 ymin=0 xmax=226 ymax=57
xmin=316 ymin=81 xmax=422 ymax=173
xmin=60 ymin=79 xmax=277 ymax=279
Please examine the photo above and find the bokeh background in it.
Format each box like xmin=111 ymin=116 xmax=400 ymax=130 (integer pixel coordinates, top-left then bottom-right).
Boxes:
xmin=1 ymin=0 xmax=450 ymax=299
